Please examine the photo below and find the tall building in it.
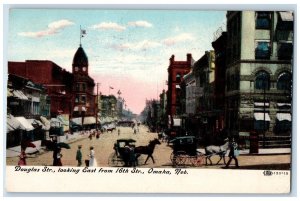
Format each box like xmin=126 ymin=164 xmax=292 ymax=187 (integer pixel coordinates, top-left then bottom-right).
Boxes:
xmin=212 ymin=32 xmax=227 ymax=131
xmin=71 ymin=44 xmax=96 ymax=119
xmin=226 ymin=11 xmax=293 ymax=147
xmin=167 ymin=54 xmax=193 ymax=127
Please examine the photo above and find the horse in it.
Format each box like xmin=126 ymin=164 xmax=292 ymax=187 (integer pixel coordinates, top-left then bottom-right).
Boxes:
xmin=135 ymin=138 xmax=161 ymax=164
xmin=205 ymin=138 xmax=229 ymax=165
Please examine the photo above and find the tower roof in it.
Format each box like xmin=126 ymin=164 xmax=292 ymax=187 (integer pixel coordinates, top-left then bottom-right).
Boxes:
xmin=72 ymin=45 xmax=88 ymax=67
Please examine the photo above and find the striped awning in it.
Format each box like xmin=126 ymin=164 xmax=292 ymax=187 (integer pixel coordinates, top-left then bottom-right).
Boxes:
xmin=12 ymin=90 xmax=28 ymax=100
xmin=40 ymin=116 xmax=51 ymax=130
xmin=7 ymin=114 xmax=21 ymax=132
xmin=15 ymin=117 xmax=34 ymax=131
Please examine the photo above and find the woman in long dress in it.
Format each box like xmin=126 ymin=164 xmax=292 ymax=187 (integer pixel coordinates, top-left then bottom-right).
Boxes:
xmin=88 ymin=146 xmax=97 ymax=167
xmin=18 ymin=149 xmax=27 ymax=166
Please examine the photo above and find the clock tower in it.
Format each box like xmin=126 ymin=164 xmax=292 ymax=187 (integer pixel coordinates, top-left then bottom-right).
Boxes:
xmin=72 ymin=44 xmax=88 ymax=75
xmin=71 ymin=43 xmax=95 ymax=119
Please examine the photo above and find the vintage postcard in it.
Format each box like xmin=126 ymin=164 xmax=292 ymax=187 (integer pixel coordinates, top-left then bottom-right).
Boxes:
xmin=5 ymin=7 xmax=293 ymax=193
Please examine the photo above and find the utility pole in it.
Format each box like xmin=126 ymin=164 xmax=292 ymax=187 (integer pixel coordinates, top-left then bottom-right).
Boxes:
xmin=96 ymin=83 xmax=100 ymax=131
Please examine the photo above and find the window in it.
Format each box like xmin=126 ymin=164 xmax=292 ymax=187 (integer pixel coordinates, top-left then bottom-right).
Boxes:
xmin=254 ymin=120 xmax=270 ymax=131
xmin=278 ymin=42 xmax=293 ymax=60
xmin=176 ymin=73 xmax=181 ymax=82
xmin=256 ymin=12 xmax=271 ymax=29
xmin=81 ymin=95 xmax=86 ymax=103
xmin=255 ymin=71 xmax=270 ymax=90
xmin=75 ymin=83 xmax=80 ymax=91
xmin=75 ymin=95 xmax=79 ymax=103
xmin=277 ymin=72 xmax=291 ymax=90
xmin=82 ymin=83 xmax=86 ymax=92
xmin=255 ymin=41 xmax=271 ymax=60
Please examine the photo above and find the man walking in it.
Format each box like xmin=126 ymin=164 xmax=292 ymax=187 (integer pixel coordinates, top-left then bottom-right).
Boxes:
xmin=76 ymin=145 xmax=82 ymax=166
xmin=225 ymin=138 xmax=239 ymax=168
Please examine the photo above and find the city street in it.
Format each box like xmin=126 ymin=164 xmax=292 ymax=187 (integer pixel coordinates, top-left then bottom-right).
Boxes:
xmin=6 ymin=125 xmax=291 ymax=170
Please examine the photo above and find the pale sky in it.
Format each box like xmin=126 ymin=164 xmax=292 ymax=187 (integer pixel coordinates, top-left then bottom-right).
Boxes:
xmin=8 ymin=9 xmax=226 ymax=114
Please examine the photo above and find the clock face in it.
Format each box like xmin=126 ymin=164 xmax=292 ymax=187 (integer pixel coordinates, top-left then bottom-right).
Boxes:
xmin=74 ymin=67 xmax=79 ymax=71
xmin=83 ymin=67 xmax=87 ymax=72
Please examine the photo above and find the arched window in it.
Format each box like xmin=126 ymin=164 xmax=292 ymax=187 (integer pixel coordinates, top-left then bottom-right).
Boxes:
xmin=277 ymin=72 xmax=291 ymax=90
xmin=255 ymin=71 xmax=270 ymax=90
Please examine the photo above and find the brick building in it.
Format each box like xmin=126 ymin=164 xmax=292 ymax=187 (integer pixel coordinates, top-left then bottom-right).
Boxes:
xmin=71 ymin=44 xmax=96 ymax=119
xmin=166 ymin=54 xmax=193 ymax=127
xmin=8 ymin=60 xmax=73 ymax=117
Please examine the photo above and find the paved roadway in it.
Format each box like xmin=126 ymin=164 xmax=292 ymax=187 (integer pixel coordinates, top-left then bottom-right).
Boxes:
xmin=6 ymin=125 xmax=291 ymax=169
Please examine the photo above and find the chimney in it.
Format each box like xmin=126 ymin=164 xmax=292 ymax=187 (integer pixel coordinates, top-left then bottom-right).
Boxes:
xmin=187 ymin=53 xmax=192 ymax=65
xmin=169 ymin=55 xmax=175 ymax=65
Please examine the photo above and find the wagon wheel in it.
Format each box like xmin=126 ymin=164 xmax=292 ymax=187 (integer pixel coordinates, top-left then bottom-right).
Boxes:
xmin=172 ymin=151 xmax=187 ymax=166
xmin=191 ymin=152 xmax=205 ymax=167
xmin=170 ymin=151 xmax=175 ymax=163
xmin=108 ymin=152 xmax=123 ymax=167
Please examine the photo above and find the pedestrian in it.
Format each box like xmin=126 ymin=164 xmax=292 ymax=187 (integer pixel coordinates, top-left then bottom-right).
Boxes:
xmin=76 ymin=145 xmax=82 ymax=166
xmin=129 ymin=145 xmax=136 ymax=167
xmin=89 ymin=133 xmax=92 ymax=140
xmin=225 ymin=138 xmax=239 ymax=168
xmin=18 ymin=148 xmax=27 ymax=166
xmin=118 ymin=129 xmax=120 ymax=136
xmin=56 ymin=148 xmax=63 ymax=166
xmin=88 ymin=146 xmax=97 ymax=167
xmin=52 ymin=145 xmax=59 ymax=166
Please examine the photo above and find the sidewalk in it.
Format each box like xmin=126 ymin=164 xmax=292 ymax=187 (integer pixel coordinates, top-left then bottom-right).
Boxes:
xmin=197 ymin=148 xmax=291 ymax=155
xmin=6 ymin=131 xmax=86 ymax=158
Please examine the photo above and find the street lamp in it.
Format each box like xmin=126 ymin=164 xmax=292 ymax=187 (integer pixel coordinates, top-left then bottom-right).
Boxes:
xmin=262 ymin=72 xmax=268 ymax=148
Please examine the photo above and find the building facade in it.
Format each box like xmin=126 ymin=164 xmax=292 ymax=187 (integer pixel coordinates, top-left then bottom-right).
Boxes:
xmin=71 ymin=44 xmax=96 ymax=119
xmin=212 ymin=32 xmax=227 ymax=132
xmin=8 ymin=60 xmax=73 ymax=117
xmin=167 ymin=54 xmax=193 ymax=128
xmin=225 ymin=11 xmax=293 ymax=147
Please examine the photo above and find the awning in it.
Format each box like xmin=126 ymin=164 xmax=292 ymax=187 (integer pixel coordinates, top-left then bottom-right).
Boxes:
xmin=74 ymin=106 xmax=86 ymax=112
xmin=50 ymin=118 xmax=62 ymax=127
xmin=254 ymin=102 xmax=270 ymax=107
xmin=7 ymin=114 xmax=21 ymax=132
xmin=12 ymin=90 xmax=28 ymax=100
xmin=57 ymin=115 xmax=69 ymax=126
xmin=276 ymin=113 xmax=291 ymax=121
xmin=254 ymin=113 xmax=271 ymax=121
xmin=15 ymin=117 xmax=34 ymax=131
xmin=83 ymin=116 xmax=96 ymax=125
xmin=71 ymin=117 xmax=96 ymax=125
xmin=277 ymin=103 xmax=291 ymax=107
xmin=40 ymin=116 xmax=51 ymax=130
xmin=7 ymin=89 xmax=13 ymax=97
xmin=279 ymin=11 xmax=293 ymax=21
xmin=173 ymin=118 xmax=182 ymax=126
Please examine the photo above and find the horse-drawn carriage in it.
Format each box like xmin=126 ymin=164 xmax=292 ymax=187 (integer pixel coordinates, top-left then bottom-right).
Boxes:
xmin=108 ymin=138 xmax=139 ymax=167
xmin=169 ymin=136 xmax=205 ymax=167
xmin=108 ymin=138 xmax=161 ymax=167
